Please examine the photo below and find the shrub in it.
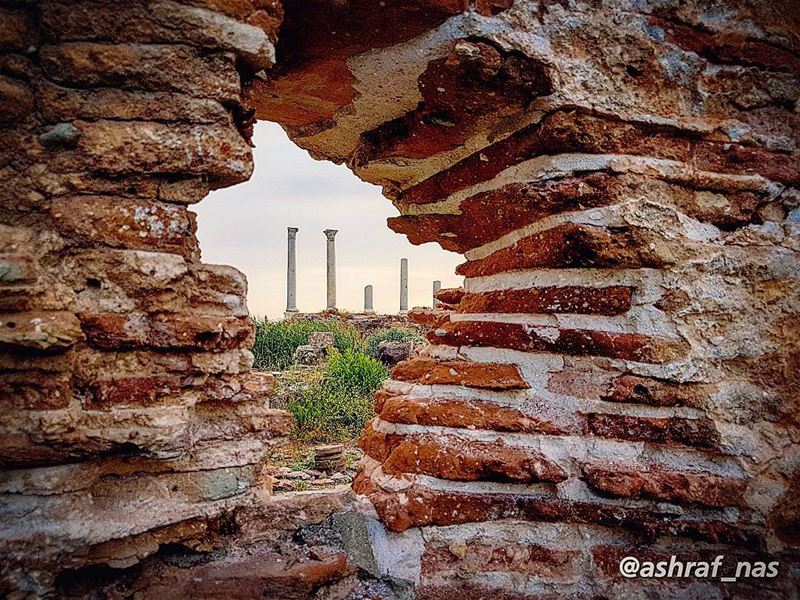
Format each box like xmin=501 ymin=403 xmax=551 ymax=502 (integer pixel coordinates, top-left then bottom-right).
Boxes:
xmin=251 ymin=317 xmax=363 ymax=371
xmin=286 ymin=348 xmax=387 ymax=442
xmin=365 ymin=327 xmax=424 ymax=358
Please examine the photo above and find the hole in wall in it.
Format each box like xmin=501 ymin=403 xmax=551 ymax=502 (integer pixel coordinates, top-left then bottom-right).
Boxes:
xmin=191 ymin=120 xmax=464 ymax=490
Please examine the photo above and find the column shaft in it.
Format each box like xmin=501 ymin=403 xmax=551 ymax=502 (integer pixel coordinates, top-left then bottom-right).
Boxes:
xmin=286 ymin=227 xmax=298 ymax=313
xmin=324 ymin=229 xmax=338 ymax=310
xmin=399 ymin=258 xmax=408 ymax=313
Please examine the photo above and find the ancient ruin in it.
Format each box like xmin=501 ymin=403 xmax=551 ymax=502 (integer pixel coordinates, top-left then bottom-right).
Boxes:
xmin=1 ymin=0 xmax=799 ymax=597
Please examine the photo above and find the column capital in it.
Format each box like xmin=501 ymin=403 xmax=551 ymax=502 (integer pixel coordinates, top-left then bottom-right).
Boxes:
xmin=287 ymin=227 xmax=299 ymax=237
xmin=323 ymin=229 xmax=338 ymax=240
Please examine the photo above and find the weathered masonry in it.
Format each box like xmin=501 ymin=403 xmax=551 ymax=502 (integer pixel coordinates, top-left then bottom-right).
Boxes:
xmin=1 ymin=0 xmax=799 ymax=598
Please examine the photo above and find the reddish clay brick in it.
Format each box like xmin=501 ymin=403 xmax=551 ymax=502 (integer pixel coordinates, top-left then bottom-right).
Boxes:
xmin=651 ymin=16 xmax=800 ymax=75
xmin=360 ymin=423 xmax=567 ymax=483
xmin=391 ymin=172 xmax=626 ymax=252
xmin=429 ymin=320 xmax=687 ymax=364
xmin=546 ymin=370 xmax=712 ymax=408
xmin=407 ymin=308 xmax=451 ymax=329
xmin=582 ymin=463 xmax=748 ymax=508
xmin=391 ymin=358 xmax=529 ymax=389
xmin=79 ymin=312 xmax=254 ymax=352
xmin=355 ymin=475 xmax=763 ymax=548
xmin=401 ymin=109 xmax=796 ymax=205
xmin=586 ymin=413 xmax=719 ymax=448
xmin=50 ymin=196 xmax=196 ymax=255
xmin=378 ymin=394 xmax=572 ymax=435
xmin=456 ymin=223 xmax=667 ymax=278
xmin=457 ymin=286 xmax=633 ymax=316
xmin=434 ymin=287 xmax=464 ymax=306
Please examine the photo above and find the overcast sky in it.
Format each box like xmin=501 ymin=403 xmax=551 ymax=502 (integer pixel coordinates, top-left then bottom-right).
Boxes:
xmin=193 ymin=122 xmax=463 ymax=320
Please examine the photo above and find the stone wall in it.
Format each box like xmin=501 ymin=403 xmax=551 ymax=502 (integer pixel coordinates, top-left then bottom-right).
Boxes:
xmin=0 ymin=0 xmax=296 ymax=594
xmin=2 ymin=0 xmax=799 ymax=597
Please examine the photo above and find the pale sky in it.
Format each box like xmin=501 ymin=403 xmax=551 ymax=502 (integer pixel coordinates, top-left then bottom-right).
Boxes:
xmin=193 ymin=121 xmax=464 ymax=320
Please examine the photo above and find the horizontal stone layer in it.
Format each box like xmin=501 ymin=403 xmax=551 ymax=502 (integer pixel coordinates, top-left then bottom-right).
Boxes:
xmin=400 ymin=110 xmax=798 ymax=205
xmin=0 ymin=399 xmax=291 ymax=467
xmin=39 ymin=42 xmax=241 ymax=101
xmin=360 ymin=420 xmax=568 ymax=484
xmin=456 ymin=223 xmax=670 ymax=277
xmin=0 ymin=311 xmax=83 ymax=352
xmin=375 ymin=393 xmax=569 ymax=435
xmin=456 ymin=286 xmax=633 ymax=316
xmin=78 ymin=312 xmax=253 ymax=352
xmin=40 ymin=0 xmax=277 ymax=69
xmin=50 ymin=196 xmax=196 ymax=256
xmin=581 ymin=462 xmax=748 ymax=508
xmin=546 ymin=368 xmax=712 ymax=408
xmin=429 ymin=320 xmax=687 ymax=364
xmin=392 ymin=173 xmax=768 ymax=252
xmin=354 ymin=463 xmax=762 ymax=548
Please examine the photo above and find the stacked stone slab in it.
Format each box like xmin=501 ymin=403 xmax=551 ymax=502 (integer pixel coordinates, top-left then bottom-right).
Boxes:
xmin=2 ymin=0 xmax=799 ymax=597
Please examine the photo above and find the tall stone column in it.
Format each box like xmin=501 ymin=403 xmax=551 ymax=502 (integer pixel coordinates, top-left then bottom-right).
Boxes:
xmin=399 ymin=258 xmax=408 ymax=313
xmin=324 ymin=229 xmax=337 ymax=310
xmin=286 ymin=227 xmax=299 ymax=313
xmin=432 ymin=280 xmax=441 ymax=307
xmin=364 ymin=285 xmax=374 ymax=313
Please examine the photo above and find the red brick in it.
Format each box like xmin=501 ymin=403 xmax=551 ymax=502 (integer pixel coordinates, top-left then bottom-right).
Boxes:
xmin=391 ymin=173 xmax=625 ymax=252
xmin=79 ymin=312 xmax=254 ymax=352
xmin=458 ymin=286 xmax=633 ymax=316
xmin=582 ymin=463 xmax=748 ymax=508
xmin=429 ymin=320 xmax=687 ymax=363
xmin=377 ymin=394 xmax=571 ymax=435
xmin=50 ymin=196 xmax=196 ymax=255
xmin=355 ymin=475 xmax=764 ymax=547
xmin=586 ymin=413 xmax=719 ymax=448
xmin=360 ymin=422 xmax=567 ymax=483
xmin=456 ymin=223 xmax=667 ymax=278
xmin=391 ymin=358 xmax=529 ymax=389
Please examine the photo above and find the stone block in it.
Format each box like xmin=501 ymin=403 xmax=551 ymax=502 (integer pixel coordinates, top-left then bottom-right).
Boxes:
xmin=65 ymin=120 xmax=253 ymax=186
xmin=41 ymin=0 xmax=275 ymax=70
xmin=375 ymin=340 xmax=413 ymax=366
xmin=50 ymin=196 xmax=196 ymax=255
xmin=293 ymin=344 xmax=326 ymax=365
xmin=308 ymin=331 xmax=335 ymax=348
xmin=0 ymin=311 xmax=83 ymax=352
xmin=39 ymin=42 xmax=241 ymax=101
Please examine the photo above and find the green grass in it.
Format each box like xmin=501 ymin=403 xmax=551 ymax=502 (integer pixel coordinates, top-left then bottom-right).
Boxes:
xmin=252 ymin=317 xmax=364 ymax=371
xmin=287 ymin=348 xmax=387 ymax=442
xmin=364 ymin=327 xmax=424 ymax=358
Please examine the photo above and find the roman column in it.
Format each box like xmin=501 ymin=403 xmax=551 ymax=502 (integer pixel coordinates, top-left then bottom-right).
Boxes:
xmin=432 ymin=280 xmax=441 ymax=308
xmin=324 ymin=229 xmax=337 ymax=310
xmin=399 ymin=258 xmax=408 ymax=313
xmin=286 ymin=227 xmax=299 ymax=313
xmin=364 ymin=285 xmax=374 ymax=313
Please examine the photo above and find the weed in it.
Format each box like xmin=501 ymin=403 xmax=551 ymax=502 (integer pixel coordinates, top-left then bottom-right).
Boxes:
xmin=286 ymin=349 xmax=387 ymax=442
xmin=252 ymin=317 xmax=363 ymax=371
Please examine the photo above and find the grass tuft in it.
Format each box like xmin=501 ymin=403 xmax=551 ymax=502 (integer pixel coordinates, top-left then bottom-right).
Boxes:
xmin=252 ymin=317 xmax=363 ymax=371
xmin=286 ymin=348 xmax=387 ymax=442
